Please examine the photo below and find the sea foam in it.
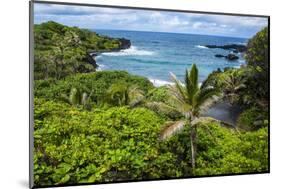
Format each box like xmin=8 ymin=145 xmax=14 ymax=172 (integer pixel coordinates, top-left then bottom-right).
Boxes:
xmin=228 ymin=42 xmax=247 ymax=45
xmin=96 ymin=63 xmax=106 ymax=71
xmin=149 ymin=78 xmax=202 ymax=88
xmin=102 ymin=46 xmax=154 ymax=56
xmin=149 ymin=78 xmax=173 ymax=87
xmin=195 ymin=45 xmax=208 ymax=49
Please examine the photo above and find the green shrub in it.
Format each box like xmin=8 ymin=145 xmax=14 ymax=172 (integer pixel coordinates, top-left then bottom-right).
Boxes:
xmin=237 ymin=107 xmax=269 ymax=131
xmin=245 ymin=27 xmax=269 ymax=101
xmin=147 ymin=86 xmax=170 ymax=102
xmin=193 ymin=121 xmax=268 ymax=175
xmin=35 ymin=71 xmax=154 ymax=105
xmin=246 ymin=27 xmax=268 ymax=73
xmin=34 ymin=98 xmax=181 ymax=186
xmin=34 ymin=98 xmax=269 ymax=186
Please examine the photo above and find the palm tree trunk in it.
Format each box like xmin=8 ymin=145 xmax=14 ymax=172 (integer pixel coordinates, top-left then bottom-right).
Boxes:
xmin=190 ymin=125 xmax=197 ymax=170
xmin=189 ymin=113 xmax=197 ymax=171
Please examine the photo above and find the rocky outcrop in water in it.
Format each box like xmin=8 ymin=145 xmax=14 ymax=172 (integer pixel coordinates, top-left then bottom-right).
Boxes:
xmin=119 ymin=38 xmax=131 ymax=50
xmin=206 ymin=44 xmax=247 ymax=52
xmin=88 ymin=37 xmax=131 ymax=69
xmin=85 ymin=54 xmax=98 ymax=69
xmin=226 ymin=54 xmax=239 ymax=60
xmin=215 ymin=54 xmax=225 ymax=58
xmin=215 ymin=53 xmax=239 ymax=61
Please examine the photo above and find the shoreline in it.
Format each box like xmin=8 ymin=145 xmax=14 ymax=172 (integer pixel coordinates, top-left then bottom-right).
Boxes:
xmin=90 ymin=41 xmax=246 ymax=87
xmin=87 ymin=37 xmax=132 ymax=69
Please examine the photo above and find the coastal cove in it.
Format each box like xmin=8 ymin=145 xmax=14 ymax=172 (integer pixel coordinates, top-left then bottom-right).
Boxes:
xmin=88 ymin=30 xmax=247 ymax=126
xmin=93 ymin=29 xmax=247 ymax=85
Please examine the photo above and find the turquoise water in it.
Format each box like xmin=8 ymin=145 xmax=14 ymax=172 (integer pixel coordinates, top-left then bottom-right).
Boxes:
xmin=94 ymin=29 xmax=248 ymax=86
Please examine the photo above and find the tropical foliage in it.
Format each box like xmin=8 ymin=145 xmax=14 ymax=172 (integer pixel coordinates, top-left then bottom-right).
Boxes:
xmin=208 ymin=27 xmax=269 ymax=107
xmin=237 ymin=107 xmax=269 ymax=131
xmin=33 ymin=22 xmax=269 ymax=187
xmin=34 ymin=21 xmax=126 ymax=80
xmin=166 ymin=64 xmax=219 ymax=169
xmin=34 ymin=99 xmax=268 ymax=186
xmin=34 ymin=98 xmax=179 ymax=185
xmin=35 ymin=71 xmax=153 ymax=105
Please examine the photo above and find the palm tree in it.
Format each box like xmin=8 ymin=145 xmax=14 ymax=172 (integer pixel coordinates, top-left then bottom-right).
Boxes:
xmin=106 ymin=82 xmax=145 ymax=107
xmin=221 ymin=69 xmax=246 ymax=104
xmin=61 ymin=88 xmax=93 ymax=110
xmin=166 ymin=64 xmax=219 ymax=169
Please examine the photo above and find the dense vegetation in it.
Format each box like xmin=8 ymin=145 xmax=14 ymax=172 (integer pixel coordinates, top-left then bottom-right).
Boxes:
xmin=34 ymin=21 xmax=126 ymax=80
xmin=34 ymin=98 xmax=268 ymax=186
xmin=35 ymin=71 xmax=153 ymax=105
xmin=33 ymin=22 xmax=269 ymax=187
xmin=204 ymin=27 xmax=269 ymax=130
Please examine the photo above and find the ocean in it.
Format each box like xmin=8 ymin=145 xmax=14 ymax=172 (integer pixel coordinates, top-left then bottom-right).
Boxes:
xmin=93 ymin=29 xmax=248 ymax=86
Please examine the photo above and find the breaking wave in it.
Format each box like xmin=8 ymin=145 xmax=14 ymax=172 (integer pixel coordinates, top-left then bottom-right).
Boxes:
xmin=149 ymin=78 xmax=173 ymax=87
xmin=102 ymin=46 xmax=155 ymax=56
xmin=195 ymin=45 xmax=208 ymax=49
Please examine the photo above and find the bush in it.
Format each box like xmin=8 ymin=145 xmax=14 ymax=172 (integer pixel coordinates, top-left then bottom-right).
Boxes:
xmin=237 ymin=107 xmax=269 ymax=131
xmin=35 ymin=71 xmax=154 ymax=105
xmin=147 ymin=86 xmax=170 ymax=102
xmin=245 ymin=27 xmax=269 ymax=101
xmin=34 ymin=98 xmax=180 ymax=186
xmin=246 ymin=27 xmax=268 ymax=72
xmin=34 ymin=98 xmax=269 ymax=186
xmin=193 ymin=121 xmax=268 ymax=175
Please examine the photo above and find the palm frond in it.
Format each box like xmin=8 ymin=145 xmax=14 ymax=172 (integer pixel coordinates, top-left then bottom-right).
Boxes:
xmin=81 ymin=92 xmax=88 ymax=106
xmin=184 ymin=69 xmax=192 ymax=97
xmin=169 ymin=91 xmax=191 ymax=114
xmin=168 ymin=72 xmax=190 ymax=106
xmin=159 ymin=120 xmax=186 ymax=140
xmin=196 ymin=86 xmax=220 ymax=105
xmin=195 ymin=88 xmax=221 ymax=114
xmin=129 ymin=87 xmax=145 ymax=107
xmin=169 ymin=72 xmax=188 ymax=100
xmin=145 ymin=101 xmax=179 ymax=114
xmin=188 ymin=64 xmax=199 ymax=96
xmin=69 ymin=88 xmax=80 ymax=106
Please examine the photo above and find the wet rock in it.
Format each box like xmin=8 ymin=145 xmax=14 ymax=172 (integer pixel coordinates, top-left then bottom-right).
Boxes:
xmin=205 ymin=44 xmax=247 ymax=52
xmin=226 ymin=54 xmax=239 ymax=61
xmin=215 ymin=54 xmax=225 ymax=58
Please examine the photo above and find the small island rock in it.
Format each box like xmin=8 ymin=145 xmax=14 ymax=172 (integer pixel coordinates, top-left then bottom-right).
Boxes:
xmin=225 ymin=54 xmax=239 ymax=61
xmin=215 ymin=54 xmax=225 ymax=58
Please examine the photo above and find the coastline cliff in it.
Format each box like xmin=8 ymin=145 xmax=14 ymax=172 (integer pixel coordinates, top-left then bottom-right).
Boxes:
xmin=34 ymin=21 xmax=131 ymax=79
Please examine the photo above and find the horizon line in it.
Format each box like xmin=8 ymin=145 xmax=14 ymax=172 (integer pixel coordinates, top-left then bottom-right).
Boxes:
xmin=34 ymin=20 xmax=253 ymax=39
xmin=89 ymin=27 xmax=250 ymax=39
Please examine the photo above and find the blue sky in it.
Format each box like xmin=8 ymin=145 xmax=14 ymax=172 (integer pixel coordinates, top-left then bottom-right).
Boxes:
xmin=34 ymin=3 xmax=268 ymax=38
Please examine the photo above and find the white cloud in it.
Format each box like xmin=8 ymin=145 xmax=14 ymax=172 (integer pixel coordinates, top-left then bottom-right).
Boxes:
xmin=34 ymin=3 xmax=268 ymax=38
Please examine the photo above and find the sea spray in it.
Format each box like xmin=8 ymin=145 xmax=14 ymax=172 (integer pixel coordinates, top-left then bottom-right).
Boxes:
xmin=102 ymin=46 xmax=155 ymax=56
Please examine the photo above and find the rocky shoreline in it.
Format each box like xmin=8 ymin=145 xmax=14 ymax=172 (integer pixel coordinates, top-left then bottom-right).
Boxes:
xmin=87 ymin=38 xmax=131 ymax=68
xmin=204 ymin=43 xmax=247 ymax=61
